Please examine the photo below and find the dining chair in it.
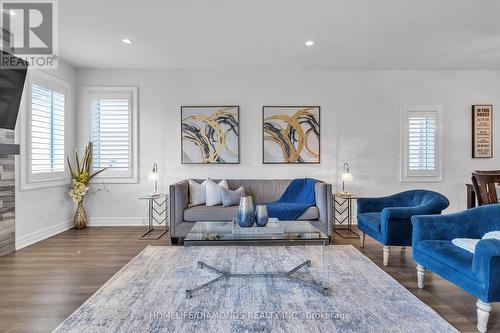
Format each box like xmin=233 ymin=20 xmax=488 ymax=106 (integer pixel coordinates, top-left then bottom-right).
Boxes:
xmin=471 ymin=172 xmax=500 ymax=205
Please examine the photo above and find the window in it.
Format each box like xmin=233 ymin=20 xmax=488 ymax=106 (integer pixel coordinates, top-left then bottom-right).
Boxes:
xmin=92 ymin=97 xmax=130 ymax=171
xmin=401 ymin=105 xmax=443 ymax=182
xmin=84 ymin=87 xmax=138 ymax=183
xmin=21 ymin=71 xmax=70 ymax=189
xmin=30 ymin=84 xmax=65 ymax=174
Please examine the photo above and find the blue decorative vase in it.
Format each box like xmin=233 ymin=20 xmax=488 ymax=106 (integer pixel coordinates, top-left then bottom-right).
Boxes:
xmin=237 ymin=196 xmax=254 ymax=227
xmin=255 ymin=204 xmax=269 ymax=227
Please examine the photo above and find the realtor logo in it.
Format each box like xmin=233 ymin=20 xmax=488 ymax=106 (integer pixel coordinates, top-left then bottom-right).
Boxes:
xmin=1 ymin=0 xmax=58 ymax=69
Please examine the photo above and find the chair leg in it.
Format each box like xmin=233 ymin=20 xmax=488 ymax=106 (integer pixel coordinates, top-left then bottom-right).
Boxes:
xmin=383 ymin=246 xmax=390 ymax=266
xmin=476 ymin=300 xmax=491 ymax=333
xmin=360 ymin=232 xmax=366 ymax=248
xmin=416 ymin=264 xmax=426 ymax=289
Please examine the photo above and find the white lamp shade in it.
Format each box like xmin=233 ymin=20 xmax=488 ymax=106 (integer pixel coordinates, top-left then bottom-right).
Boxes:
xmin=148 ymin=172 xmax=159 ymax=182
xmin=341 ymin=172 xmax=353 ymax=182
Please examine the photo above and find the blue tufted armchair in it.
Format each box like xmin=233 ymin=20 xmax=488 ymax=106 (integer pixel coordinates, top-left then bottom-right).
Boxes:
xmin=412 ymin=205 xmax=500 ymax=333
xmin=357 ymin=190 xmax=449 ymax=266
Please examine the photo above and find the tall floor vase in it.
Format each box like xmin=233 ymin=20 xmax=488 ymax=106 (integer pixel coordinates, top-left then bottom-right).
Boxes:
xmin=73 ymin=200 xmax=87 ymax=229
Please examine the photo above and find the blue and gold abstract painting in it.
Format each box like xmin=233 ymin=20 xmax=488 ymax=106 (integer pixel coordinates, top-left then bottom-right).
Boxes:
xmin=263 ymin=106 xmax=320 ymax=164
xmin=181 ymin=106 xmax=239 ymax=164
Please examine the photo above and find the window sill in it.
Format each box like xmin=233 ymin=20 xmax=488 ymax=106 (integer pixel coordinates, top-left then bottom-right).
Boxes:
xmin=20 ymin=178 xmax=69 ymax=191
xmin=400 ymin=176 xmax=443 ymax=183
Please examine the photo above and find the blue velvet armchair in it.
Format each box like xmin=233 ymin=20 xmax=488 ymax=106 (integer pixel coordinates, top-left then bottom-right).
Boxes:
xmin=412 ymin=205 xmax=500 ymax=333
xmin=357 ymin=190 xmax=449 ymax=266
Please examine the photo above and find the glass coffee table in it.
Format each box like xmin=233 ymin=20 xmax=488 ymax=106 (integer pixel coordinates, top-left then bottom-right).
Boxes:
xmin=184 ymin=221 xmax=330 ymax=298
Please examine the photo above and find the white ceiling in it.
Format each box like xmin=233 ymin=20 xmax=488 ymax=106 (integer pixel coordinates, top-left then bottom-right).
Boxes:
xmin=59 ymin=0 xmax=500 ymax=70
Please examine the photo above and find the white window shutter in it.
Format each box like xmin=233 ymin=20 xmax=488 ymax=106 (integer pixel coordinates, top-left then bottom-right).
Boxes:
xmin=407 ymin=113 xmax=436 ymax=171
xmin=30 ymin=84 xmax=65 ymax=175
xmin=401 ymin=106 xmax=443 ymax=182
xmin=85 ymin=87 xmax=137 ymax=183
xmin=91 ymin=92 xmax=133 ymax=178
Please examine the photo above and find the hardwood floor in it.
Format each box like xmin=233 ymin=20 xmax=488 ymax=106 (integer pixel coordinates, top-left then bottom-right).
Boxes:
xmin=0 ymin=227 xmax=497 ymax=333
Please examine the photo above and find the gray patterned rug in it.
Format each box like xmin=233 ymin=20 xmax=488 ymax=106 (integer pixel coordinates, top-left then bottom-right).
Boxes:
xmin=54 ymin=245 xmax=457 ymax=333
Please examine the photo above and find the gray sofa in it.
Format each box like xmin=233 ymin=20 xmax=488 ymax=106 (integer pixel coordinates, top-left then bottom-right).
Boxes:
xmin=169 ymin=179 xmax=332 ymax=244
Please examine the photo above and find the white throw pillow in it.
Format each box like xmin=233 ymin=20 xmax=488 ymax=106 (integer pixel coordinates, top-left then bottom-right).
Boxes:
xmin=188 ymin=179 xmax=207 ymax=207
xmin=452 ymin=238 xmax=480 ymax=253
xmin=483 ymin=231 xmax=500 ymax=241
xmin=205 ymin=179 xmax=228 ymax=206
xmin=221 ymin=186 xmax=245 ymax=207
xmin=452 ymin=232 xmax=500 ymax=254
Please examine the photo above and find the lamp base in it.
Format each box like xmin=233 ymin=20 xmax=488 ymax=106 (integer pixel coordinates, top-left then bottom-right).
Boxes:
xmin=339 ymin=191 xmax=351 ymax=196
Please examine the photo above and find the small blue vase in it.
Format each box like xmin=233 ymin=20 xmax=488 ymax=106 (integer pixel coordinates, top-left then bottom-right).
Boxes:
xmin=237 ymin=196 xmax=254 ymax=227
xmin=255 ymin=204 xmax=269 ymax=227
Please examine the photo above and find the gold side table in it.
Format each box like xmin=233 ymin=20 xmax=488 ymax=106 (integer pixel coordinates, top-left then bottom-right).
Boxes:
xmin=139 ymin=193 xmax=168 ymax=240
xmin=333 ymin=192 xmax=359 ymax=239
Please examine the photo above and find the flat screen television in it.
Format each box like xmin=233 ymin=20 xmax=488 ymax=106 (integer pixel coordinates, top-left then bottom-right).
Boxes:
xmin=0 ymin=51 xmax=28 ymax=130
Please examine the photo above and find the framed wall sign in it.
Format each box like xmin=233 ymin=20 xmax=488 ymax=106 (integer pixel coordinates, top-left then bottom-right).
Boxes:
xmin=262 ymin=106 xmax=320 ymax=164
xmin=181 ymin=106 xmax=239 ymax=164
xmin=472 ymin=104 xmax=493 ymax=158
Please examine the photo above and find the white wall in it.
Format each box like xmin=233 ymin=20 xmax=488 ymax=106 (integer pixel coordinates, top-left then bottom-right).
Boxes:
xmin=75 ymin=69 xmax=500 ymax=225
xmin=11 ymin=65 xmax=498 ymax=246
xmin=15 ymin=60 xmax=77 ymax=249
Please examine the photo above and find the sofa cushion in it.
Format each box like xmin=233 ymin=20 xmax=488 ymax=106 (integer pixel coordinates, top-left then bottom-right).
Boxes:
xmin=357 ymin=212 xmax=381 ymax=233
xmin=415 ymin=240 xmax=474 ymax=278
xmin=184 ymin=205 xmax=238 ymax=222
xmin=184 ymin=205 xmax=319 ymax=222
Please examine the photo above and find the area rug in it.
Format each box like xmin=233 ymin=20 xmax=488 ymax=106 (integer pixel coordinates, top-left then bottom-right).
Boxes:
xmin=54 ymin=245 xmax=458 ymax=333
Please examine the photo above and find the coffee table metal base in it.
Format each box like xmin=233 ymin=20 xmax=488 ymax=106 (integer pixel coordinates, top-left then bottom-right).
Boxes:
xmin=185 ymin=260 xmax=328 ymax=299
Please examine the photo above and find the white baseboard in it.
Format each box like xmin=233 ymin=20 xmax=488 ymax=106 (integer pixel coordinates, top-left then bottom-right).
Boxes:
xmin=87 ymin=217 xmax=147 ymax=227
xmin=15 ymin=217 xmax=150 ymax=250
xmin=16 ymin=219 xmax=73 ymax=251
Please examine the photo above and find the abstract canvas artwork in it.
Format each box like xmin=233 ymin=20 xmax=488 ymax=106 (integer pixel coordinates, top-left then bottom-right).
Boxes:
xmin=181 ymin=106 xmax=239 ymax=164
xmin=263 ymin=106 xmax=320 ymax=164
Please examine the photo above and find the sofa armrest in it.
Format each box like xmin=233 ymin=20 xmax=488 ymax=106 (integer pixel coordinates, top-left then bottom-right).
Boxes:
xmin=382 ymin=205 xmax=432 ymax=220
xmin=169 ymin=180 xmax=189 ymax=236
xmin=472 ymin=239 xmax=500 ymax=300
xmin=315 ymin=182 xmax=332 ymax=236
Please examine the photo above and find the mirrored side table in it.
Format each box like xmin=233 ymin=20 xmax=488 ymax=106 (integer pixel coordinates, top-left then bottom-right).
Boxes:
xmin=139 ymin=193 xmax=168 ymax=240
xmin=333 ymin=192 xmax=359 ymax=239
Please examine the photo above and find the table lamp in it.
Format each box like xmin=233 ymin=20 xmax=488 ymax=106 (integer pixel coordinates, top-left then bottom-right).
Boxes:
xmin=341 ymin=162 xmax=353 ymax=195
xmin=148 ymin=163 xmax=160 ymax=195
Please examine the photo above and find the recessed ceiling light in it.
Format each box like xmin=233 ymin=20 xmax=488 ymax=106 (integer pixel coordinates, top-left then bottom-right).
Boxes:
xmin=305 ymin=40 xmax=314 ymax=46
xmin=121 ymin=38 xmax=133 ymax=44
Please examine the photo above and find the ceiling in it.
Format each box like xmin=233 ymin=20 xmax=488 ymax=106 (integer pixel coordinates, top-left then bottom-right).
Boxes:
xmin=59 ymin=0 xmax=500 ymax=69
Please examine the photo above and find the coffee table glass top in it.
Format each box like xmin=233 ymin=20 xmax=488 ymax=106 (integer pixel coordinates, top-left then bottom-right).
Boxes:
xmin=184 ymin=221 xmax=328 ymax=244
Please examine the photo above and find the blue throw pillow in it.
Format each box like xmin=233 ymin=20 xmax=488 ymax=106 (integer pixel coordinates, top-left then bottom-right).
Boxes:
xmin=221 ymin=186 xmax=245 ymax=207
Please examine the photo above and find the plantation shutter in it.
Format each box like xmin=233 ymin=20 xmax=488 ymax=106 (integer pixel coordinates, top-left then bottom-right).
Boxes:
xmin=30 ymin=84 xmax=65 ymax=176
xmin=406 ymin=111 xmax=437 ymax=176
xmin=91 ymin=93 xmax=132 ymax=176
